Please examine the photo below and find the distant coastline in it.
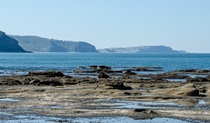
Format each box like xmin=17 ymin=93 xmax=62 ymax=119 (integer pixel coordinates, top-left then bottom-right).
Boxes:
xmin=98 ymin=45 xmax=187 ymax=54
xmin=1 ymin=30 xmax=188 ymax=53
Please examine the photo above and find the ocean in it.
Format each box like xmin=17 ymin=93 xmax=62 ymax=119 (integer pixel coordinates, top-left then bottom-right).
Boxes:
xmin=0 ymin=53 xmax=210 ymax=75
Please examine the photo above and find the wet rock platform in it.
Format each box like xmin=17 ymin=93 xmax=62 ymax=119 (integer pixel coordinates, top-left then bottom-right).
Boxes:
xmin=0 ymin=67 xmax=210 ymax=122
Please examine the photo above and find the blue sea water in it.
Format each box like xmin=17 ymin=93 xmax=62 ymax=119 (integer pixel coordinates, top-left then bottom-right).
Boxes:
xmin=0 ymin=53 xmax=210 ymax=73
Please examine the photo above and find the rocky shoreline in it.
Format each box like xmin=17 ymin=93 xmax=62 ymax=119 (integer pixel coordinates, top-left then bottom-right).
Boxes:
xmin=0 ymin=66 xmax=210 ymax=122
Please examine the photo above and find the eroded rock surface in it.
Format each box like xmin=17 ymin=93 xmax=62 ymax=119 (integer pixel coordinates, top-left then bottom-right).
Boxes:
xmin=0 ymin=69 xmax=210 ymax=122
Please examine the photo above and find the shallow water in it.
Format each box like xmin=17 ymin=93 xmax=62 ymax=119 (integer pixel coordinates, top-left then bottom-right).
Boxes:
xmin=80 ymin=98 xmax=183 ymax=110
xmin=0 ymin=98 xmax=19 ymax=102
xmin=165 ymin=78 xmax=186 ymax=82
xmin=0 ymin=113 xmax=203 ymax=123
xmin=0 ymin=97 xmax=209 ymax=122
xmin=187 ymin=74 xmax=207 ymax=78
xmin=196 ymin=99 xmax=206 ymax=106
xmin=111 ymin=100 xmax=182 ymax=109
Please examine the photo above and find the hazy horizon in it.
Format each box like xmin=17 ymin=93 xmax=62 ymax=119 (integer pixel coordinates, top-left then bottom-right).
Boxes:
xmin=1 ymin=0 xmax=210 ymax=53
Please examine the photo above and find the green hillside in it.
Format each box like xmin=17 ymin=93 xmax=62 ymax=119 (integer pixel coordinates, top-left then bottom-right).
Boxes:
xmin=11 ymin=35 xmax=98 ymax=53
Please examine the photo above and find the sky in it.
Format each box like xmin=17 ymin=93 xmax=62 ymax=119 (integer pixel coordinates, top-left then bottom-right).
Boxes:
xmin=0 ymin=0 xmax=210 ymax=53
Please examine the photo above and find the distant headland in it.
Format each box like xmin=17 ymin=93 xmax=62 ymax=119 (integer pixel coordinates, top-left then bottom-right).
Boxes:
xmin=1 ymin=30 xmax=187 ymax=53
xmin=10 ymin=35 xmax=98 ymax=53
xmin=98 ymin=46 xmax=187 ymax=54
xmin=0 ymin=31 xmax=28 ymax=52
xmin=0 ymin=30 xmax=98 ymax=53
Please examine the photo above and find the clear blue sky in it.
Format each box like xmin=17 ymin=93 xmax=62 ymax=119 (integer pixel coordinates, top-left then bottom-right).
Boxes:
xmin=0 ymin=0 xmax=210 ymax=53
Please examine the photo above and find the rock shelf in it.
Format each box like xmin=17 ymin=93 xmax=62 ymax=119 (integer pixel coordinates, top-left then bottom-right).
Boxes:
xmin=0 ymin=69 xmax=210 ymax=122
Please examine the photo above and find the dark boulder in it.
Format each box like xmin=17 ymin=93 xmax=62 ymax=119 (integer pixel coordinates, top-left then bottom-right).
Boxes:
xmin=176 ymin=69 xmax=197 ymax=73
xmin=187 ymin=77 xmax=209 ymax=82
xmin=36 ymin=80 xmax=63 ymax=86
xmin=124 ymin=91 xmax=141 ymax=95
xmin=134 ymin=109 xmax=147 ymax=112
xmin=185 ymin=89 xmax=199 ymax=96
xmin=105 ymin=82 xmax=132 ymax=90
xmin=104 ymin=70 xmax=123 ymax=73
xmin=29 ymin=71 xmax=64 ymax=77
xmin=132 ymin=67 xmax=151 ymax=71
xmin=124 ymin=70 xmax=137 ymax=75
xmin=195 ymin=77 xmax=208 ymax=82
xmin=98 ymin=71 xmax=110 ymax=79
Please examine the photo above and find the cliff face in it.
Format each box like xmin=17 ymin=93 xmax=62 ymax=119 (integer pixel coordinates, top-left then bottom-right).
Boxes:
xmin=98 ymin=46 xmax=186 ymax=54
xmin=0 ymin=31 xmax=27 ymax=52
xmin=11 ymin=35 xmax=98 ymax=53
